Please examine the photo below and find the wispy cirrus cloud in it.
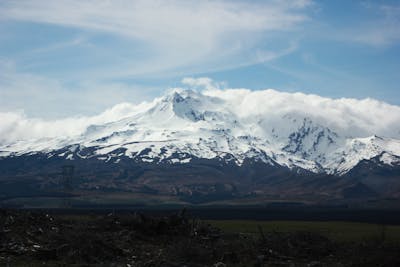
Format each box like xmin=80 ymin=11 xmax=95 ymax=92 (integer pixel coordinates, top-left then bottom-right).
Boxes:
xmin=1 ymin=0 xmax=399 ymax=123
xmin=0 ymin=0 xmax=311 ymax=78
xmin=339 ymin=3 xmax=400 ymax=47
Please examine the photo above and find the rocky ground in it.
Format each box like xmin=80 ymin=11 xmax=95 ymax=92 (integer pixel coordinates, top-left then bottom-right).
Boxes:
xmin=1 ymin=209 xmax=400 ymax=266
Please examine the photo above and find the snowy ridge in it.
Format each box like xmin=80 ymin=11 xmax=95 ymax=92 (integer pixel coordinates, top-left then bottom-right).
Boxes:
xmin=1 ymin=88 xmax=400 ymax=175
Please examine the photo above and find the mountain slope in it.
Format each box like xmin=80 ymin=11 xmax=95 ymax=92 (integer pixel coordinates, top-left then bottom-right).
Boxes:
xmin=0 ymin=87 xmax=400 ymax=205
xmin=1 ymin=88 xmax=399 ymax=174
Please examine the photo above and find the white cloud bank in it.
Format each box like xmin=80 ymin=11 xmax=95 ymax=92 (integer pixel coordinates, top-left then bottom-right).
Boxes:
xmin=1 ymin=78 xmax=400 ymax=145
xmin=0 ymin=102 xmax=152 ymax=144
xmin=201 ymin=83 xmax=400 ymax=139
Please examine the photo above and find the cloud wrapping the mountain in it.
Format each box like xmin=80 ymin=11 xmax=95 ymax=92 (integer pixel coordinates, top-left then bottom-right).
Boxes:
xmin=202 ymin=86 xmax=400 ymax=138
xmin=1 ymin=77 xmax=400 ymax=145
xmin=0 ymin=102 xmax=151 ymax=144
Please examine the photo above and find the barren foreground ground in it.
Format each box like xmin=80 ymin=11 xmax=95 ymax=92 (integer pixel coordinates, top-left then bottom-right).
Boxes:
xmin=1 ymin=209 xmax=400 ymax=266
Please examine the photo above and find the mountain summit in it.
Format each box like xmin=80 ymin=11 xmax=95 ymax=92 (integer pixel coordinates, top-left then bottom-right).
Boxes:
xmin=1 ymin=87 xmax=400 ymax=204
xmin=2 ymin=88 xmax=399 ymax=174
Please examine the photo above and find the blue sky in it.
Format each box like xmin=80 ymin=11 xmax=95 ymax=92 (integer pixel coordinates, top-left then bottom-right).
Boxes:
xmin=0 ymin=0 xmax=399 ymax=118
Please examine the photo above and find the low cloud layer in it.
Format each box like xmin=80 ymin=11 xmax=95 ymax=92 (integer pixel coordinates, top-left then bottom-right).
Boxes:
xmin=0 ymin=102 xmax=152 ymax=144
xmin=202 ymin=84 xmax=400 ymax=139
xmin=1 ymin=78 xmax=399 ymax=145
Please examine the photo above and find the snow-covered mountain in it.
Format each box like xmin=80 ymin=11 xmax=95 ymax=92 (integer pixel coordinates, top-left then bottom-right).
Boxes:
xmin=1 ymin=88 xmax=400 ymax=176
